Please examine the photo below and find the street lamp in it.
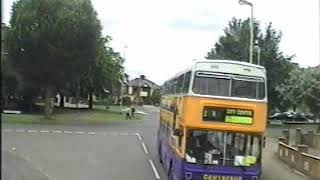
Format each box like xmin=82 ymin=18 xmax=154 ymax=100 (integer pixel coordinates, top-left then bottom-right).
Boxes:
xmin=239 ymin=0 xmax=254 ymax=64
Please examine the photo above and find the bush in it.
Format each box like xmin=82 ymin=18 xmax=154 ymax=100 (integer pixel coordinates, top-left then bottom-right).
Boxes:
xmin=122 ymin=97 xmax=132 ymax=106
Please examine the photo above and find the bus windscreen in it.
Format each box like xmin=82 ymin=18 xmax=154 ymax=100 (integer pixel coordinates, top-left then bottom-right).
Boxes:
xmin=185 ymin=130 xmax=261 ymax=166
xmin=193 ymin=72 xmax=265 ymax=99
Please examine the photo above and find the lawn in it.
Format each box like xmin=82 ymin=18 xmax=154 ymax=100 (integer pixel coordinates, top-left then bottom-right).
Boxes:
xmin=1 ymin=105 xmax=142 ymax=125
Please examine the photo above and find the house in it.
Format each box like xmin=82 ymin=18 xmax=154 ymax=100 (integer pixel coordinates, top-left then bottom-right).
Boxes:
xmin=126 ymin=75 xmax=161 ymax=105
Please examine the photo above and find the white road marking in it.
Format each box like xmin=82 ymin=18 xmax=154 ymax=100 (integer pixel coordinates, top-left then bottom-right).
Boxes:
xmin=136 ymin=133 xmax=142 ymax=141
xmin=149 ymin=159 xmax=160 ymax=179
xmin=74 ymin=131 xmax=84 ymax=134
xmin=109 ymin=132 xmax=118 ymax=136
xmin=3 ymin=129 xmax=139 ymax=138
xmin=52 ymin=130 xmax=62 ymax=133
xmin=119 ymin=132 xmax=128 ymax=136
xmin=141 ymin=142 xmax=149 ymax=155
xmin=28 ymin=130 xmax=37 ymax=133
xmin=128 ymin=132 xmax=137 ymax=136
xmin=39 ymin=130 xmax=49 ymax=133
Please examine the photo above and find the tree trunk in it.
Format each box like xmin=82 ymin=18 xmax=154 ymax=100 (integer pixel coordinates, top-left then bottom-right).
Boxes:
xmin=44 ymin=87 xmax=53 ymax=119
xmin=59 ymin=93 xmax=65 ymax=108
xmin=293 ymin=105 xmax=296 ymax=112
xmin=75 ymin=84 xmax=80 ymax=109
xmin=88 ymin=91 xmax=93 ymax=109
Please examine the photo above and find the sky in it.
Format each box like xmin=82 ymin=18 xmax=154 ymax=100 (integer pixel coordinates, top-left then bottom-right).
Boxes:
xmin=2 ymin=0 xmax=320 ymax=85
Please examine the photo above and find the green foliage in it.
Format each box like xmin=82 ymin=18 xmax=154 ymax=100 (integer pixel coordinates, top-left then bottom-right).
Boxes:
xmin=5 ymin=0 xmax=104 ymax=117
xmin=276 ymin=67 xmax=304 ymax=111
xmin=6 ymin=0 xmax=102 ymax=87
xmin=2 ymin=23 xmax=24 ymax=109
xmin=82 ymin=36 xmax=123 ymax=97
xmin=303 ymin=68 xmax=320 ymax=116
xmin=206 ymin=18 xmax=295 ymax=111
xmin=150 ymin=90 xmax=161 ymax=105
xmin=122 ymin=97 xmax=132 ymax=106
xmin=277 ymin=67 xmax=320 ymax=116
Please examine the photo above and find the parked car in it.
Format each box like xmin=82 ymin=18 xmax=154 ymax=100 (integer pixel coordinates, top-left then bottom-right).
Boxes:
xmin=269 ymin=112 xmax=310 ymax=122
xmin=305 ymin=113 xmax=315 ymax=120
xmin=269 ymin=112 xmax=290 ymax=121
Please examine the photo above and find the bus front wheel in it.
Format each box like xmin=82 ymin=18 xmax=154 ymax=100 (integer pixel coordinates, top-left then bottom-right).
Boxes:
xmin=158 ymin=146 xmax=163 ymax=164
xmin=168 ymin=161 xmax=174 ymax=180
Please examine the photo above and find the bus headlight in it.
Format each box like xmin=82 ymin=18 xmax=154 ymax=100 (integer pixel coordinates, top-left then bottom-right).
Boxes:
xmin=184 ymin=172 xmax=192 ymax=180
xmin=185 ymin=154 xmax=196 ymax=163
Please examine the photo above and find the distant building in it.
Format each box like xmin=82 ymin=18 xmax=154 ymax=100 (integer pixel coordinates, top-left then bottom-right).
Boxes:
xmin=126 ymin=75 xmax=161 ymax=105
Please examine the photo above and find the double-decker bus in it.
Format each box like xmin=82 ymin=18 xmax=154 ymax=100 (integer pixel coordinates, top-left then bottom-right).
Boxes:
xmin=157 ymin=59 xmax=267 ymax=180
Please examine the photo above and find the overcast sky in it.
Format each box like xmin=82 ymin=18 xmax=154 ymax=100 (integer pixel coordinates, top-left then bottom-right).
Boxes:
xmin=2 ymin=0 xmax=320 ymax=85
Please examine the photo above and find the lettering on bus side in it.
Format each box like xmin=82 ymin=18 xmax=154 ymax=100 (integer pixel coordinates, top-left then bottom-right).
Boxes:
xmin=226 ymin=109 xmax=253 ymax=117
xmin=203 ymin=174 xmax=242 ymax=180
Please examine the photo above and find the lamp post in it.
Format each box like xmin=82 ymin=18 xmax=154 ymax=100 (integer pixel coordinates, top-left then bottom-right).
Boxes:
xmin=120 ymin=45 xmax=128 ymax=113
xmin=239 ymin=0 xmax=254 ymax=64
xmin=119 ymin=76 xmax=123 ymax=114
xmin=254 ymin=40 xmax=261 ymax=65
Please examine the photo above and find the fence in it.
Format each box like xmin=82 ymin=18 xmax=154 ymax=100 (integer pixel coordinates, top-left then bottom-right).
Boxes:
xmin=277 ymin=129 xmax=320 ymax=179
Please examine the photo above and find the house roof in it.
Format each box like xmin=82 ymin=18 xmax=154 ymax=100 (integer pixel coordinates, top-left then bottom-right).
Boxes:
xmin=128 ymin=77 xmax=161 ymax=89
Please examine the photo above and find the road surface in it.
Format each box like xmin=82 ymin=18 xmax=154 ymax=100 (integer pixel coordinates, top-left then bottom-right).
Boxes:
xmin=2 ymin=106 xmax=306 ymax=180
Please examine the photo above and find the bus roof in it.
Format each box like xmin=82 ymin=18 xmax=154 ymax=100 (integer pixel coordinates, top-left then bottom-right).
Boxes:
xmin=196 ymin=59 xmax=265 ymax=69
xmin=164 ymin=59 xmax=266 ymax=84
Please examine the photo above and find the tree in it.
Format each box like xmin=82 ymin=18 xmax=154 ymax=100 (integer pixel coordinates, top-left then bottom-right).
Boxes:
xmin=277 ymin=66 xmax=320 ymax=120
xmin=276 ymin=67 xmax=304 ymax=112
xmin=81 ymin=36 xmax=124 ymax=109
xmin=301 ymin=67 xmax=320 ymax=118
xmin=6 ymin=0 xmax=102 ymax=118
xmin=206 ymin=18 xmax=295 ymax=111
xmin=150 ymin=90 xmax=161 ymax=105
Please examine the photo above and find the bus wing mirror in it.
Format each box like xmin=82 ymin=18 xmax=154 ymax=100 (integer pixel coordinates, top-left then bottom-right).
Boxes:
xmin=173 ymin=129 xmax=183 ymax=136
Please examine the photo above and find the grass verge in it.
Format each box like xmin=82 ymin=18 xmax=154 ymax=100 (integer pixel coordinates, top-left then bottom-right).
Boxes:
xmin=2 ymin=105 xmax=142 ymax=125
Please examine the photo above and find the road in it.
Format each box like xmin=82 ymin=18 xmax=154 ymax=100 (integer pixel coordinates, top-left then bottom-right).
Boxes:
xmin=2 ymin=106 xmax=306 ymax=180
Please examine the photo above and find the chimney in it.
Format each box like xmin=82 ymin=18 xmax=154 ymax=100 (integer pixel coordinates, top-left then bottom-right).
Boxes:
xmin=140 ymin=75 xmax=145 ymax=79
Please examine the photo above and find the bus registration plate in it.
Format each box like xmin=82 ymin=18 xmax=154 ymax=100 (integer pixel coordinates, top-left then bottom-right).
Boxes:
xmin=203 ymin=174 xmax=242 ymax=180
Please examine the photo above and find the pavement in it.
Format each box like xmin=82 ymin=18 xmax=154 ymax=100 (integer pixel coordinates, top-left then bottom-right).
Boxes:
xmin=2 ymin=150 xmax=50 ymax=180
xmin=261 ymin=138 xmax=307 ymax=180
xmin=1 ymin=106 xmax=307 ymax=180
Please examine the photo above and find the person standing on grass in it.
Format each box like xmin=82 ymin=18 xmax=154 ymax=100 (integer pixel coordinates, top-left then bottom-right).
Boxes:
xmin=131 ymin=106 xmax=135 ymax=118
xmin=124 ymin=107 xmax=132 ymax=120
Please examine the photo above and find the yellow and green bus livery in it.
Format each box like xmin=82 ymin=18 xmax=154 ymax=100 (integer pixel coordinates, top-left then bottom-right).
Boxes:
xmin=157 ymin=59 xmax=267 ymax=180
